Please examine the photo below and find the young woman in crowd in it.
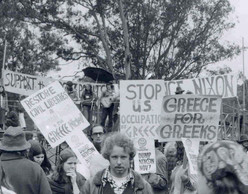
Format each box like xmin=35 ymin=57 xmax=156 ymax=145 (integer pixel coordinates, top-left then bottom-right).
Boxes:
xmin=48 ymin=149 xmax=86 ymax=194
xmin=197 ymin=140 xmax=248 ymax=194
xmin=28 ymin=140 xmax=53 ymax=175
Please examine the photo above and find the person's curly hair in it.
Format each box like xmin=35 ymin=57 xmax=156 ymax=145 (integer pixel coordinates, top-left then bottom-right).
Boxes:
xmin=209 ymin=171 xmax=248 ymax=194
xmin=101 ymin=132 xmax=136 ymax=160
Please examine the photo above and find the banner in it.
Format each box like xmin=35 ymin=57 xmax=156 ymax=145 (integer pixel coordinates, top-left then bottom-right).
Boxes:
xmin=134 ymin=137 xmax=156 ymax=174
xmin=3 ymin=69 xmax=54 ymax=96
xmin=164 ymin=74 xmax=237 ymax=98
xmin=66 ymin=130 xmax=109 ymax=179
xmin=120 ymin=80 xmax=165 ymax=139
xmin=2 ymin=69 xmax=117 ymax=99
xmin=21 ymin=81 xmax=89 ymax=147
xmin=181 ymin=138 xmax=200 ymax=175
xmin=157 ymin=95 xmax=222 ymax=142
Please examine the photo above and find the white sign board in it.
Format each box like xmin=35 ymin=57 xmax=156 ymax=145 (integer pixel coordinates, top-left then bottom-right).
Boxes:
xmin=120 ymin=80 xmax=165 ymax=139
xmin=134 ymin=137 xmax=156 ymax=174
xmin=66 ymin=130 xmax=109 ymax=179
xmin=157 ymin=95 xmax=222 ymax=142
xmin=21 ymin=81 xmax=89 ymax=147
xmin=164 ymin=74 xmax=237 ymax=98
xmin=181 ymin=138 xmax=200 ymax=175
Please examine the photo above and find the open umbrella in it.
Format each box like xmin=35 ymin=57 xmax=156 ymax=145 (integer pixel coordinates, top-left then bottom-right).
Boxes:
xmin=82 ymin=67 xmax=114 ymax=83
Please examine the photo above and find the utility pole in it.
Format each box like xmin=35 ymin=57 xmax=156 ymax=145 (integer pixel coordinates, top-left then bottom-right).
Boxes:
xmin=242 ymin=37 xmax=247 ymax=134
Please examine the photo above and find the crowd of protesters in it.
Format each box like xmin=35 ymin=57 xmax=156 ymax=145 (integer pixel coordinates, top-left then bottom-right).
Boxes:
xmin=0 ymin=125 xmax=247 ymax=194
xmin=0 ymin=83 xmax=247 ymax=194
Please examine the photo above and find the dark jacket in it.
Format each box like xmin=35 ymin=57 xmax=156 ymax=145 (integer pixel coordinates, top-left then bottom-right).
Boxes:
xmin=0 ymin=152 xmax=52 ymax=194
xmin=81 ymin=169 xmax=153 ymax=194
xmin=48 ymin=172 xmax=86 ymax=194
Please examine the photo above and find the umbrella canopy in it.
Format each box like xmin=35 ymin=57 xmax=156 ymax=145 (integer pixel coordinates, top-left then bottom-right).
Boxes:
xmin=82 ymin=67 xmax=114 ymax=83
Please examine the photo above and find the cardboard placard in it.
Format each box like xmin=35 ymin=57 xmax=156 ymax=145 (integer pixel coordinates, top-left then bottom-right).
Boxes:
xmin=134 ymin=137 xmax=156 ymax=174
xmin=181 ymin=138 xmax=200 ymax=175
xmin=157 ymin=95 xmax=222 ymax=142
xmin=21 ymin=81 xmax=89 ymax=147
xmin=120 ymin=80 xmax=165 ymax=139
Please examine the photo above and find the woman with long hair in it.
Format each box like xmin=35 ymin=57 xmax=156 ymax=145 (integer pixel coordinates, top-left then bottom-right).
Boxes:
xmin=28 ymin=140 xmax=52 ymax=175
xmin=48 ymin=149 xmax=86 ymax=194
xmin=197 ymin=140 xmax=248 ymax=194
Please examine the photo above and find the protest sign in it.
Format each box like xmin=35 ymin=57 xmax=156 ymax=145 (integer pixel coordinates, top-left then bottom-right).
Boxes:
xmin=21 ymin=81 xmax=89 ymax=147
xmin=157 ymin=95 xmax=222 ymax=142
xmin=2 ymin=69 xmax=54 ymax=96
xmin=134 ymin=137 xmax=156 ymax=174
xmin=66 ymin=130 xmax=109 ymax=179
xmin=181 ymin=138 xmax=200 ymax=175
xmin=164 ymin=74 xmax=237 ymax=98
xmin=120 ymin=80 xmax=165 ymax=139
xmin=2 ymin=69 xmax=118 ymax=99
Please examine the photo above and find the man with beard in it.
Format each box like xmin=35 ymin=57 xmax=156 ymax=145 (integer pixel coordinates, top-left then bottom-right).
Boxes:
xmin=81 ymin=132 xmax=153 ymax=194
xmin=91 ymin=125 xmax=105 ymax=152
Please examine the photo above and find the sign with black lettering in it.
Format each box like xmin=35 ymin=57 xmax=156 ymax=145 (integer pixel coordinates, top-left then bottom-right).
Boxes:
xmin=181 ymin=138 xmax=199 ymax=175
xmin=21 ymin=81 xmax=89 ymax=148
xmin=157 ymin=95 xmax=222 ymax=142
xmin=134 ymin=137 xmax=156 ymax=174
xmin=120 ymin=80 xmax=165 ymax=139
xmin=2 ymin=69 xmax=118 ymax=99
xmin=164 ymin=74 xmax=237 ymax=98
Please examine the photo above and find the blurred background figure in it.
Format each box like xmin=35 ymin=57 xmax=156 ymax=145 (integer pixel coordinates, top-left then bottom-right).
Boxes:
xmin=48 ymin=149 xmax=86 ymax=194
xmin=197 ymin=140 xmax=248 ymax=194
xmin=5 ymin=106 xmax=19 ymax=128
xmin=100 ymin=83 xmax=115 ymax=132
xmin=80 ymin=84 xmax=96 ymax=136
xmin=142 ymin=140 xmax=169 ymax=194
xmin=28 ymin=140 xmax=53 ymax=176
xmin=164 ymin=142 xmax=178 ymax=188
xmin=91 ymin=125 xmax=105 ymax=152
xmin=65 ymin=81 xmax=79 ymax=107
xmin=237 ymin=134 xmax=248 ymax=152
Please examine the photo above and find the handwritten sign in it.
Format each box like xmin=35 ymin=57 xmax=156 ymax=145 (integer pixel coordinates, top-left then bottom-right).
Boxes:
xmin=157 ymin=95 xmax=222 ymax=142
xmin=21 ymin=81 xmax=89 ymax=147
xmin=120 ymin=80 xmax=165 ymax=139
xmin=134 ymin=137 xmax=156 ymax=174
xmin=181 ymin=138 xmax=200 ymax=175
xmin=164 ymin=74 xmax=237 ymax=98
xmin=66 ymin=130 xmax=109 ymax=179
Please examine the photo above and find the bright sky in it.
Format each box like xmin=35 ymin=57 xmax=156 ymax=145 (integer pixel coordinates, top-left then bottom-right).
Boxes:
xmin=48 ymin=0 xmax=248 ymax=79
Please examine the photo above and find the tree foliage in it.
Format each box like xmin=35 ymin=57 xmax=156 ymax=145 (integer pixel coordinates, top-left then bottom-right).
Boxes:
xmin=0 ymin=0 xmax=240 ymax=79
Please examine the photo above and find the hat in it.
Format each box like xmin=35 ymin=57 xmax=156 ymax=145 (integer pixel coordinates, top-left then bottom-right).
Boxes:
xmin=66 ymin=81 xmax=73 ymax=86
xmin=0 ymin=126 xmax=31 ymax=151
xmin=237 ymin=134 xmax=248 ymax=143
xmin=28 ymin=140 xmax=43 ymax=156
xmin=175 ymin=86 xmax=185 ymax=94
xmin=59 ymin=148 xmax=76 ymax=164
xmin=198 ymin=140 xmax=248 ymax=186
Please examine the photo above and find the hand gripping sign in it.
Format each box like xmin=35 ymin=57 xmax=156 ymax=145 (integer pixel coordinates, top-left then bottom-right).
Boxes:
xmin=21 ymin=81 xmax=90 ymax=148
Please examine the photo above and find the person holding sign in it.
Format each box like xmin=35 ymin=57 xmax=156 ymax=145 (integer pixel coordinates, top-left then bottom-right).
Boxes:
xmin=0 ymin=126 xmax=52 ymax=194
xmin=48 ymin=149 xmax=86 ymax=194
xmin=197 ymin=140 xmax=248 ymax=194
xmin=81 ymin=132 xmax=153 ymax=194
xmin=100 ymin=83 xmax=116 ymax=131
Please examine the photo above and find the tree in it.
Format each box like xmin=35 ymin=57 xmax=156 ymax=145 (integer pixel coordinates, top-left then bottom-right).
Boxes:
xmin=0 ymin=0 xmax=240 ymax=79
xmin=0 ymin=2 xmax=61 ymax=75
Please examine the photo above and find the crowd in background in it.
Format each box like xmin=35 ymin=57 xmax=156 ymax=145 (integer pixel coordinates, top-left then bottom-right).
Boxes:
xmin=0 ymin=124 xmax=247 ymax=194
